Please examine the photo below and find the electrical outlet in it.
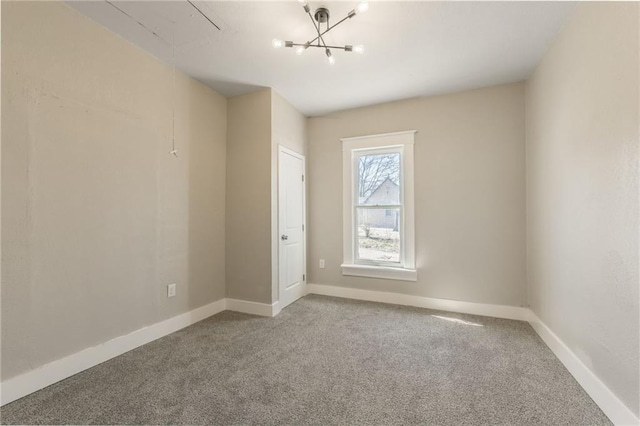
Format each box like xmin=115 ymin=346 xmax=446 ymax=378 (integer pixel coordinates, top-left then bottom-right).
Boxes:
xmin=319 ymin=259 xmax=325 ymax=269
xmin=167 ymin=283 xmax=176 ymax=298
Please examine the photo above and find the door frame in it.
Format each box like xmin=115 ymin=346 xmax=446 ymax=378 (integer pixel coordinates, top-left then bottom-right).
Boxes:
xmin=276 ymin=145 xmax=307 ymax=311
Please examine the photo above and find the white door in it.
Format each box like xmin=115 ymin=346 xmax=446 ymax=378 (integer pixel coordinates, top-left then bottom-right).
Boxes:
xmin=278 ymin=147 xmax=306 ymax=310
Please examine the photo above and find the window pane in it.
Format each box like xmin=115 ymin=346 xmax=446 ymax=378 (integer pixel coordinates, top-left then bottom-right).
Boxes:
xmin=357 ymin=207 xmax=400 ymax=263
xmin=357 ymin=152 xmax=400 ymax=206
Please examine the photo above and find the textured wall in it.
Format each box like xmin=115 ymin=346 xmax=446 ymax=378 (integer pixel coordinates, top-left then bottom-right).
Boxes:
xmin=526 ymin=2 xmax=639 ymax=416
xmin=307 ymin=83 xmax=527 ymax=307
xmin=225 ymin=90 xmax=273 ymax=304
xmin=1 ymin=1 xmax=227 ymax=380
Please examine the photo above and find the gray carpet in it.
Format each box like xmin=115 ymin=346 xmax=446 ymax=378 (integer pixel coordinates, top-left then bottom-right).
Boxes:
xmin=1 ymin=295 xmax=610 ymax=425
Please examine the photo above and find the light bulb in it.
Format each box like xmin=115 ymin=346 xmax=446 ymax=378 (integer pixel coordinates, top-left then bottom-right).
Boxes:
xmin=354 ymin=45 xmax=365 ymax=54
xmin=356 ymin=1 xmax=369 ymax=13
xmin=326 ymin=49 xmax=335 ymax=64
xmin=272 ymin=39 xmax=284 ymax=48
xmin=296 ymin=42 xmax=310 ymax=55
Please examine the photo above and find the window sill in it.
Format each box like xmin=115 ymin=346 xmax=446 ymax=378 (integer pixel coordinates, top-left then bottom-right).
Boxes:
xmin=341 ymin=264 xmax=417 ymax=282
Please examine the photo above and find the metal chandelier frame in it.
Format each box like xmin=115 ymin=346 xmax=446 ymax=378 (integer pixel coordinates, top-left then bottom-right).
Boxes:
xmin=273 ymin=0 xmax=368 ymax=64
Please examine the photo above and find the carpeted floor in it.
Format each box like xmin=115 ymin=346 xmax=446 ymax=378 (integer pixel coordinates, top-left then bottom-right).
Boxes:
xmin=1 ymin=295 xmax=610 ymax=425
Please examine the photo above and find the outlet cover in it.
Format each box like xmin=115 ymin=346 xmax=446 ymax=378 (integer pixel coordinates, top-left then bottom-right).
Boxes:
xmin=319 ymin=259 xmax=325 ymax=269
xmin=167 ymin=283 xmax=176 ymax=298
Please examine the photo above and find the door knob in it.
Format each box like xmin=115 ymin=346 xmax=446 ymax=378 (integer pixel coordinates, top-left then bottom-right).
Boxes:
xmin=281 ymin=235 xmax=288 ymax=240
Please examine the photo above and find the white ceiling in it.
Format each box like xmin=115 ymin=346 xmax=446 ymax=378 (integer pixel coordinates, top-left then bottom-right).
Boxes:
xmin=67 ymin=1 xmax=575 ymax=116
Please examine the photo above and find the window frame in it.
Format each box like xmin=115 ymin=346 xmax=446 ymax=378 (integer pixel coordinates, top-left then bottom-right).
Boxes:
xmin=341 ymin=131 xmax=417 ymax=282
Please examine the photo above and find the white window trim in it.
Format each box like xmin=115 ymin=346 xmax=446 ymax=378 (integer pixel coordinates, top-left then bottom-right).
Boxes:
xmin=341 ymin=130 xmax=417 ymax=282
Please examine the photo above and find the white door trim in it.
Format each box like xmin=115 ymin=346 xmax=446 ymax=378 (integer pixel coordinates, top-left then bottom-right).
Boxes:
xmin=276 ymin=145 xmax=307 ymax=310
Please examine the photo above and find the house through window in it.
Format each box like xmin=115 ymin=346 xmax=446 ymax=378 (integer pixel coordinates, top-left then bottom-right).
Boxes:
xmin=341 ymin=131 xmax=417 ymax=281
xmin=356 ymin=151 xmax=401 ymax=264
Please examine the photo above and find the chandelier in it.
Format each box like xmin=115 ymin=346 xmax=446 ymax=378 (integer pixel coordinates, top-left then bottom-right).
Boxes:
xmin=272 ymin=0 xmax=369 ymax=64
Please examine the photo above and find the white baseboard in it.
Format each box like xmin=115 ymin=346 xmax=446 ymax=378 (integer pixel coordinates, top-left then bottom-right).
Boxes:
xmin=1 ymin=296 xmax=282 ymax=406
xmin=0 ymin=298 xmax=226 ymax=406
xmin=307 ymin=283 xmax=638 ymax=425
xmin=3 ymin=291 xmax=636 ymax=426
xmin=528 ymin=312 xmax=639 ymax=426
xmin=307 ymin=283 xmax=529 ymax=321
xmin=272 ymin=301 xmax=282 ymax=317
xmin=226 ymin=298 xmax=279 ymax=317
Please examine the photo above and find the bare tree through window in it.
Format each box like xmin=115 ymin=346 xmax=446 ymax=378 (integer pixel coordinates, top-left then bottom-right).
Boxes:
xmin=357 ymin=153 xmax=400 ymax=201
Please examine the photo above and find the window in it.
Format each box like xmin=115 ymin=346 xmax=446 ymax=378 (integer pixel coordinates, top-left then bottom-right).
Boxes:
xmin=341 ymin=131 xmax=416 ymax=281
xmin=355 ymin=150 xmax=401 ymax=264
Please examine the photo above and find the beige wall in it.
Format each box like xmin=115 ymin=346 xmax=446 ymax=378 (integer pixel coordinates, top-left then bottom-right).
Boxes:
xmin=272 ymin=90 xmax=307 ymax=156
xmin=226 ymin=90 xmax=272 ymax=304
xmin=526 ymin=2 xmax=639 ymax=416
xmin=308 ymin=83 xmax=527 ymax=306
xmin=271 ymin=90 xmax=307 ymax=303
xmin=1 ymin=1 xmax=227 ymax=380
xmin=226 ymin=89 xmax=308 ymax=305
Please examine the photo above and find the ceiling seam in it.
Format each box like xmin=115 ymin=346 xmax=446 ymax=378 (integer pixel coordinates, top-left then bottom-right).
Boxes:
xmin=105 ymin=0 xmax=170 ymax=45
xmin=187 ymin=1 xmax=221 ymax=31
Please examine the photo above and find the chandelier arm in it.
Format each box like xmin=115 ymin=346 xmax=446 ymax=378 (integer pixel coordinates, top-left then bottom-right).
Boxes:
xmin=291 ymin=43 xmax=349 ymax=50
xmin=306 ymin=15 xmax=351 ymax=46
xmin=307 ymin=11 xmax=329 ymax=49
